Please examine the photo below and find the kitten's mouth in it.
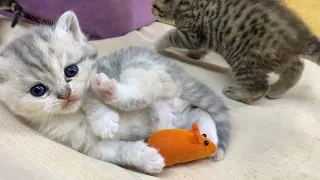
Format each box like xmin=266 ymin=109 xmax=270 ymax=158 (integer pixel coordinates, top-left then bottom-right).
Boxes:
xmin=62 ymin=98 xmax=79 ymax=109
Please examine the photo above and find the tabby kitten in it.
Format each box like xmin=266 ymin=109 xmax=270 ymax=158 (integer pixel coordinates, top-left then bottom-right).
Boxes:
xmin=152 ymin=0 xmax=320 ymax=104
xmin=0 ymin=0 xmax=23 ymax=27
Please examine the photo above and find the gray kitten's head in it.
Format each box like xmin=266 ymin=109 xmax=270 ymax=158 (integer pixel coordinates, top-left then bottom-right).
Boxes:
xmin=0 ymin=11 xmax=97 ymax=121
xmin=152 ymin=0 xmax=183 ymax=20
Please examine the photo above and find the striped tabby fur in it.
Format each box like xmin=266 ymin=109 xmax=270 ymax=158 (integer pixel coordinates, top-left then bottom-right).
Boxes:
xmin=152 ymin=0 xmax=320 ymax=104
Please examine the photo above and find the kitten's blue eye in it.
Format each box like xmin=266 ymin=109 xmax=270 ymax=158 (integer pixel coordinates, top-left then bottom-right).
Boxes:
xmin=65 ymin=64 xmax=79 ymax=78
xmin=30 ymin=84 xmax=47 ymax=97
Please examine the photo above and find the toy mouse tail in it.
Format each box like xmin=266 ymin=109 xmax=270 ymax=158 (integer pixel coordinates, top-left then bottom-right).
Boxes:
xmin=179 ymin=74 xmax=230 ymax=160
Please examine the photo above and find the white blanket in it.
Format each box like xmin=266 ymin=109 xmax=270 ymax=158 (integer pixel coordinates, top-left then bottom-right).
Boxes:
xmin=0 ymin=17 xmax=319 ymax=180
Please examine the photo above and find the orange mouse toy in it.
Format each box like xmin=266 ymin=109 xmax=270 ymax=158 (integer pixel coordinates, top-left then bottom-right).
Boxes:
xmin=147 ymin=123 xmax=217 ymax=167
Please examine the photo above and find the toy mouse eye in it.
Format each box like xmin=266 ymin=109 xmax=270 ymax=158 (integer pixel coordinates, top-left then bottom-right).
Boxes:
xmin=202 ymin=134 xmax=207 ymax=137
xmin=204 ymin=140 xmax=209 ymax=146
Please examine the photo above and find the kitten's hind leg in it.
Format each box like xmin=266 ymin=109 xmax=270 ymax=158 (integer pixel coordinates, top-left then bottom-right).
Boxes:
xmin=173 ymin=101 xmax=223 ymax=160
xmin=87 ymin=140 xmax=165 ymax=174
xmin=91 ymin=73 xmax=118 ymax=102
xmin=266 ymin=60 xmax=304 ymax=99
xmin=223 ymin=66 xmax=270 ymax=104
xmin=194 ymin=111 xmax=221 ymax=159
xmin=92 ymin=71 xmax=180 ymax=111
xmin=91 ymin=73 xmax=149 ymax=111
xmin=196 ymin=113 xmax=230 ymax=161
xmin=155 ymin=29 xmax=203 ymax=52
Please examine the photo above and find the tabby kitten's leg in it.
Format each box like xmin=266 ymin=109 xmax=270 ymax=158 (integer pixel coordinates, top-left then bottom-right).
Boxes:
xmin=83 ymin=97 xmax=120 ymax=139
xmin=223 ymin=66 xmax=270 ymax=104
xmin=186 ymin=49 xmax=208 ymax=60
xmin=87 ymin=140 xmax=165 ymax=174
xmin=266 ymin=60 xmax=304 ymax=99
xmin=155 ymin=29 xmax=203 ymax=51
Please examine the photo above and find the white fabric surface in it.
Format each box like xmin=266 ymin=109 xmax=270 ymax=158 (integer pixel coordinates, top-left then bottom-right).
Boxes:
xmin=0 ymin=16 xmax=319 ymax=180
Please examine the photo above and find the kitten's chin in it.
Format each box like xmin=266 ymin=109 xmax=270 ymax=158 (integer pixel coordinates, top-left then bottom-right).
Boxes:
xmin=59 ymin=100 xmax=82 ymax=114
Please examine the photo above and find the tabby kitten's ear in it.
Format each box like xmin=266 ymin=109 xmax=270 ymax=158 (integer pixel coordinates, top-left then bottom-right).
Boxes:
xmin=55 ymin=11 xmax=85 ymax=41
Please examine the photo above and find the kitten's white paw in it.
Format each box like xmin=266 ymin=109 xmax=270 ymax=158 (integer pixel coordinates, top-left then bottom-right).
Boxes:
xmin=91 ymin=73 xmax=118 ymax=102
xmin=89 ymin=111 xmax=119 ymax=139
xmin=140 ymin=146 xmax=165 ymax=174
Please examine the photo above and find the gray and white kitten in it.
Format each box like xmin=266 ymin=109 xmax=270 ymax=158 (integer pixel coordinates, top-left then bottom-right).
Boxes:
xmin=0 ymin=0 xmax=23 ymax=27
xmin=0 ymin=11 xmax=230 ymax=174
xmin=152 ymin=0 xmax=320 ymax=104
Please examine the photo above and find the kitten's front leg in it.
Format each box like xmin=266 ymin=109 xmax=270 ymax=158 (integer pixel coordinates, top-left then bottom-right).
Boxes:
xmin=83 ymin=97 xmax=119 ymax=139
xmin=155 ymin=29 xmax=202 ymax=52
xmin=87 ymin=140 xmax=165 ymax=174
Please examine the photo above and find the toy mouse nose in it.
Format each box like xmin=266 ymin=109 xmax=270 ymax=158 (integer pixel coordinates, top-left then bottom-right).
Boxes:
xmin=57 ymin=86 xmax=71 ymax=99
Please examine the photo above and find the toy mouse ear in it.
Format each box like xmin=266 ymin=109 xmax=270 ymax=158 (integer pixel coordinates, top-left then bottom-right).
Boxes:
xmin=192 ymin=123 xmax=202 ymax=143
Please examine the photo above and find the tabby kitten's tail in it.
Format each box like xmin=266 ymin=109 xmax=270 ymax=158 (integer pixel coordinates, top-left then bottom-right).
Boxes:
xmin=305 ymin=36 xmax=320 ymax=65
xmin=178 ymin=70 xmax=230 ymax=160
xmin=161 ymin=49 xmax=230 ymax=74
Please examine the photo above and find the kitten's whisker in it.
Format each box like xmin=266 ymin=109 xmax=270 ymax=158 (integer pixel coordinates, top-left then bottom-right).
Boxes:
xmin=29 ymin=108 xmax=46 ymax=128
xmin=38 ymin=112 xmax=50 ymax=131
xmin=48 ymin=106 xmax=58 ymax=128
xmin=47 ymin=112 xmax=53 ymax=130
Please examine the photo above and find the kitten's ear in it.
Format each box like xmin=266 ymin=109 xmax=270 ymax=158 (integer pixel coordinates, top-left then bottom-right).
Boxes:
xmin=55 ymin=11 xmax=85 ymax=41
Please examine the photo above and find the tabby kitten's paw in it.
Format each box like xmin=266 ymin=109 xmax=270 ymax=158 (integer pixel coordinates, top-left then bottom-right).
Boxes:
xmin=222 ymin=86 xmax=267 ymax=104
xmin=92 ymin=73 xmax=118 ymax=103
xmin=265 ymin=85 xmax=283 ymax=99
xmin=222 ymin=86 xmax=254 ymax=104
xmin=140 ymin=145 xmax=165 ymax=174
xmin=222 ymin=86 xmax=240 ymax=99
xmin=89 ymin=110 xmax=119 ymax=139
xmin=186 ymin=50 xmax=208 ymax=60
xmin=155 ymin=38 xmax=171 ymax=52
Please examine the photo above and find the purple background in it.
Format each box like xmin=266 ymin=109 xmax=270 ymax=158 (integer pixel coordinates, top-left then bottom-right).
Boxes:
xmin=1 ymin=0 xmax=155 ymax=40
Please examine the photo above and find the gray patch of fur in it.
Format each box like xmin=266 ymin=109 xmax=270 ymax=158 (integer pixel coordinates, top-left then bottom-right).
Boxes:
xmin=98 ymin=46 xmax=230 ymax=159
xmin=0 ymin=10 xmax=230 ymax=172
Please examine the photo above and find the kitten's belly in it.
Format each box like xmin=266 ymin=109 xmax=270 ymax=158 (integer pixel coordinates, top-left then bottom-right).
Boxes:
xmin=41 ymin=99 xmax=191 ymax=148
xmin=153 ymin=98 xmax=190 ymax=130
xmin=114 ymin=98 xmax=190 ymax=140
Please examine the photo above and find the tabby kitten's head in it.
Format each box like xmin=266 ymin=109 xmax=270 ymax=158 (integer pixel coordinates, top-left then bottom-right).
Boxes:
xmin=0 ymin=11 xmax=97 ymax=121
xmin=152 ymin=0 xmax=182 ymax=20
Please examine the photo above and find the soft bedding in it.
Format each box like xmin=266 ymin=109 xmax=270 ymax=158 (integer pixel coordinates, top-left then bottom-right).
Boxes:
xmin=0 ymin=17 xmax=319 ymax=180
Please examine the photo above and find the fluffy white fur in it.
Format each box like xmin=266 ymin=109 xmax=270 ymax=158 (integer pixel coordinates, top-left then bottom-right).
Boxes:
xmin=0 ymin=11 xmax=228 ymax=174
